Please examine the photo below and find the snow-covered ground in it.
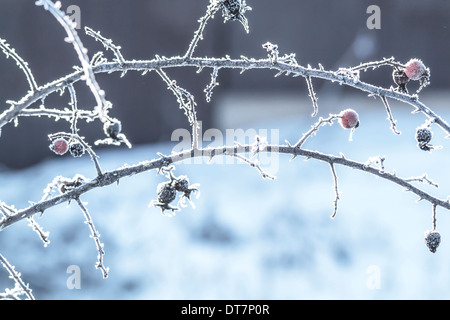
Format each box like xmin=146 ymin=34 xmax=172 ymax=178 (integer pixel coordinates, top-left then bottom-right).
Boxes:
xmin=1 ymin=92 xmax=450 ymax=300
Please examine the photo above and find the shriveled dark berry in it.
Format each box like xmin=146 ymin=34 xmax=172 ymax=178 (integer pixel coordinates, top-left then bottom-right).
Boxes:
xmin=416 ymin=127 xmax=432 ymax=144
xmin=157 ymin=182 xmax=176 ymax=204
xmin=69 ymin=141 xmax=85 ymax=158
xmin=174 ymin=177 xmax=190 ymax=193
xmin=222 ymin=0 xmax=243 ymax=19
xmin=392 ymin=69 xmax=409 ymax=93
xmin=425 ymin=230 xmax=441 ymax=253
xmin=103 ymin=119 xmax=122 ymax=140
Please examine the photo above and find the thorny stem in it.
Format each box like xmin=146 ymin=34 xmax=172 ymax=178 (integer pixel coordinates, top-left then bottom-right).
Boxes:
xmin=184 ymin=0 xmax=221 ymax=59
xmin=294 ymin=114 xmax=340 ymax=148
xmin=2 ymin=56 xmax=447 ymax=137
xmin=75 ymin=198 xmax=109 ymax=278
xmin=0 ymin=38 xmax=39 ymax=92
xmin=0 ymin=253 xmax=35 ymax=300
xmin=2 ymin=144 xmax=450 ymax=232
xmin=305 ymin=76 xmax=318 ymax=117
xmin=329 ymin=163 xmax=340 ymax=219
xmin=35 ymin=0 xmax=110 ymax=122
xmin=85 ymin=27 xmax=125 ymax=66
xmin=67 ymin=83 xmax=78 ymax=134
xmin=380 ymin=95 xmax=401 ymax=135
xmin=155 ymin=68 xmax=200 ymax=150
xmin=350 ymin=57 xmax=405 ymax=72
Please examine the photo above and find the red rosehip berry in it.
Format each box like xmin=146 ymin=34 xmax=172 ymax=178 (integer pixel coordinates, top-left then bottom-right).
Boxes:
xmin=50 ymin=138 xmax=69 ymax=155
xmin=339 ymin=109 xmax=360 ymax=129
xmin=404 ymin=59 xmax=428 ymax=81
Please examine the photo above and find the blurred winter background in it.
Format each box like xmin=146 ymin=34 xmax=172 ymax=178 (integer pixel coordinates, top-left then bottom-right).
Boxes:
xmin=1 ymin=0 xmax=450 ymax=299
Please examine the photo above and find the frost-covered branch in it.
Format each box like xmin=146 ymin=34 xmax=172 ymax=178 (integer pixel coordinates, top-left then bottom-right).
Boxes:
xmin=2 ymin=143 xmax=450 ymax=233
xmin=329 ymin=163 xmax=340 ymax=219
xmin=0 ymin=38 xmax=39 ymax=92
xmin=85 ymin=27 xmax=125 ymax=66
xmin=1 ymin=54 xmax=446 ymax=138
xmin=75 ymin=198 xmax=109 ymax=278
xmin=0 ymin=253 xmax=34 ymax=300
xmin=35 ymin=0 xmax=111 ymax=122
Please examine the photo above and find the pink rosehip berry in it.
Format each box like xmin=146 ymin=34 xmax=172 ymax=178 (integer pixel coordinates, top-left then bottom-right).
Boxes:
xmin=50 ymin=138 xmax=69 ymax=155
xmin=339 ymin=109 xmax=359 ymax=129
xmin=404 ymin=58 xmax=428 ymax=81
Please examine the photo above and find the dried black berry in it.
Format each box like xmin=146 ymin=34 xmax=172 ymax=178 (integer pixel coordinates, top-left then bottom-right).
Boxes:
xmin=425 ymin=230 xmax=441 ymax=253
xmin=69 ymin=141 xmax=85 ymax=158
xmin=416 ymin=127 xmax=432 ymax=144
xmin=392 ymin=69 xmax=409 ymax=93
xmin=157 ymin=182 xmax=176 ymax=204
xmin=174 ymin=177 xmax=190 ymax=193
xmin=103 ymin=120 xmax=122 ymax=140
xmin=222 ymin=0 xmax=242 ymax=18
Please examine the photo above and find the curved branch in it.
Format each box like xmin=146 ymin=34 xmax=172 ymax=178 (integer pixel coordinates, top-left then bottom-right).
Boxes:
xmin=1 ymin=55 xmax=448 ymax=137
xmin=1 ymin=144 xmax=449 ymax=232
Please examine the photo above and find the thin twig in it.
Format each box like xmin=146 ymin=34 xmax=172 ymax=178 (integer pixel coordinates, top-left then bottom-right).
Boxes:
xmin=184 ymin=0 xmax=221 ymax=59
xmin=0 ymin=253 xmax=35 ymax=300
xmin=67 ymin=83 xmax=78 ymax=134
xmin=75 ymin=198 xmax=109 ymax=279
xmin=350 ymin=57 xmax=405 ymax=72
xmin=305 ymin=76 xmax=319 ymax=117
xmin=85 ymin=27 xmax=125 ymax=65
xmin=329 ymin=163 xmax=340 ymax=219
xmin=0 ymin=38 xmax=39 ymax=92
xmin=27 ymin=217 xmax=50 ymax=247
xmin=155 ymin=68 xmax=199 ymax=150
xmin=294 ymin=114 xmax=340 ymax=148
xmin=204 ymin=67 xmax=220 ymax=103
xmin=227 ymin=151 xmax=275 ymax=180
xmin=432 ymin=203 xmax=437 ymax=231
xmin=380 ymin=95 xmax=401 ymax=135
xmin=405 ymin=174 xmax=439 ymax=188
xmin=35 ymin=0 xmax=110 ymax=122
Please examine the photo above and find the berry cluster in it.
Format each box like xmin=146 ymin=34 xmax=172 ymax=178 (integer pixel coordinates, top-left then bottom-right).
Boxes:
xmin=392 ymin=58 xmax=430 ymax=93
xmin=151 ymin=167 xmax=199 ymax=214
xmin=49 ymin=138 xmax=85 ymax=158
